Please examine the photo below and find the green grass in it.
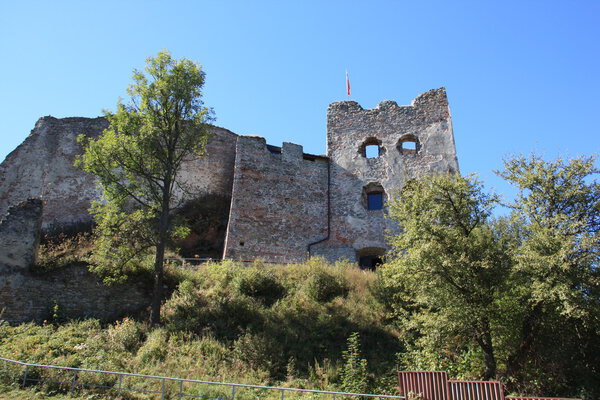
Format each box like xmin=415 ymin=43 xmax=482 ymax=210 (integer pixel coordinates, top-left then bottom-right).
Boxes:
xmin=0 ymin=259 xmax=402 ymax=399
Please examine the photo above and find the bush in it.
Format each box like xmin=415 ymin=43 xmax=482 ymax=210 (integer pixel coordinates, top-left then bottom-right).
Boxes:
xmin=234 ymin=268 xmax=286 ymax=306
xmin=233 ymin=331 xmax=285 ymax=378
xmin=136 ymin=328 xmax=169 ymax=363
xmin=341 ymin=332 xmax=370 ymax=394
xmin=302 ymin=267 xmax=349 ymax=303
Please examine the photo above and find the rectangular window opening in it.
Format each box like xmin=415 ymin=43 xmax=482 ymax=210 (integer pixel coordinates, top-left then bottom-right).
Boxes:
xmin=367 ymin=192 xmax=383 ymax=210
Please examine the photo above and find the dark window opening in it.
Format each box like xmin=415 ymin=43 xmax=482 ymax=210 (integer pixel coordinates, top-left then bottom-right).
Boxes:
xmin=239 ymin=241 xmax=245 ymax=247
xmin=359 ymin=255 xmax=383 ymax=270
xmin=367 ymin=192 xmax=383 ymax=210
xmin=363 ymin=182 xmax=386 ymax=211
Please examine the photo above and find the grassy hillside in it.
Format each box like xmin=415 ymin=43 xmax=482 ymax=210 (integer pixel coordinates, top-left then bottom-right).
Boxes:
xmin=0 ymin=259 xmax=402 ymax=399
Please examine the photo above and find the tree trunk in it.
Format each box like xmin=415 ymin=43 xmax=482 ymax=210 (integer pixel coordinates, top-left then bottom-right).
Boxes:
xmin=504 ymin=303 xmax=543 ymax=380
xmin=149 ymin=187 xmax=171 ymax=327
xmin=475 ymin=317 xmax=497 ymax=380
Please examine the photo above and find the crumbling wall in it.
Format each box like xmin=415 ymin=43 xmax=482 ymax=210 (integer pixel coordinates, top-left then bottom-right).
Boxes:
xmin=0 ymin=264 xmax=151 ymax=323
xmin=223 ymin=137 xmax=328 ymax=263
xmin=0 ymin=117 xmax=107 ymax=231
xmin=0 ymin=198 xmax=148 ymax=323
xmin=0 ymin=199 xmax=43 ymax=269
xmin=0 ymin=117 xmax=238 ymax=255
xmin=312 ymin=88 xmax=459 ymax=263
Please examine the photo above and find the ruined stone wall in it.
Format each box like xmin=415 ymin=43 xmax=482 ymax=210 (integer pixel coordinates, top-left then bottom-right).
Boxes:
xmin=311 ymin=88 xmax=459 ymax=263
xmin=0 ymin=199 xmax=43 ymax=269
xmin=223 ymin=137 xmax=329 ymax=263
xmin=0 ymin=117 xmax=238 ymax=255
xmin=0 ymin=117 xmax=107 ymax=230
xmin=0 ymin=264 xmax=151 ymax=323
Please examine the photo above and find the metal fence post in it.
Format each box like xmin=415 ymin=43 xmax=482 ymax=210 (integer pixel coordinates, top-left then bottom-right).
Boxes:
xmin=118 ymin=375 xmax=123 ymax=395
xmin=70 ymin=370 xmax=78 ymax=392
xmin=281 ymin=388 xmax=285 ymax=400
xmin=179 ymin=380 xmax=184 ymax=399
xmin=161 ymin=378 xmax=166 ymax=400
xmin=231 ymin=384 xmax=236 ymax=400
xmin=21 ymin=365 xmax=29 ymax=388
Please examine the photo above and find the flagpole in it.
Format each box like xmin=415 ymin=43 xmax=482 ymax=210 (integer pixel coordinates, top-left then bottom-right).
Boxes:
xmin=345 ymin=70 xmax=351 ymax=100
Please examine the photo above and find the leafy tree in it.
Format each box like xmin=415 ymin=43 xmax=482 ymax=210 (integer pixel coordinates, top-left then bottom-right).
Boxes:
xmin=383 ymin=174 xmax=513 ymax=379
xmin=77 ymin=50 xmax=213 ymax=326
xmin=382 ymin=155 xmax=599 ymax=396
xmin=498 ymin=155 xmax=600 ymax=395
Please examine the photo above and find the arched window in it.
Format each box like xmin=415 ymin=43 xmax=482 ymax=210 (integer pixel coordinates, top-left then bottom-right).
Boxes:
xmin=359 ymin=137 xmax=384 ymax=159
xmin=363 ymin=182 xmax=385 ymax=210
xmin=397 ymin=134 xmax=419 ymax=155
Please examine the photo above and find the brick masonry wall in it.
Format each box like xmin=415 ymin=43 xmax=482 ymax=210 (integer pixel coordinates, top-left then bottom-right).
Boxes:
xmin=223 ymin=137 xmax=329 ymax=263
xmin=311 ymin=88 xmax=459 ymax=262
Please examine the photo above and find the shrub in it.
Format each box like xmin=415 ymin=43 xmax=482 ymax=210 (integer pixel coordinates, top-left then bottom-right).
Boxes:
xmin=234 ymin=268 xmax=286 ymax=306
xmin=341 ymin=332 xmax=370 ymax=394
xmin=136 ymin=328 xmax=169 ymax=363
xmin=233 ymin=331 xmax=285 ymax=378
xmin=302 ymin=267 xmax=349 ymax=303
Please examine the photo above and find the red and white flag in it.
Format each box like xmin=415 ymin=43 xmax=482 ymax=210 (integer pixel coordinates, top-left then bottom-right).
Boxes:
xmin=346 ymin=70 xmax=351 ymax=97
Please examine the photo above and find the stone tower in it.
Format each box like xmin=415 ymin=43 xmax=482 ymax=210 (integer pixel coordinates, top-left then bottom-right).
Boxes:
xmin=310 ymin=88 xmax=459 ymax=267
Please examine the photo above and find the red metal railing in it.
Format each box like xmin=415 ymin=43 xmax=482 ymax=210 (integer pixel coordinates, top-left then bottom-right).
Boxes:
xmin=449 ymin=380 xmax=505 ymax=400
xmin=398 ymin=371 xmax=450 ymax=400
xmin=398 ymin=370 xmax=580 ymax=400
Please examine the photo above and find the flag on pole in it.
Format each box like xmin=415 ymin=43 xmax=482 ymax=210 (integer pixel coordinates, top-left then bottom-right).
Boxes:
xmin=346 ymin=70 xmax=351 ymax=97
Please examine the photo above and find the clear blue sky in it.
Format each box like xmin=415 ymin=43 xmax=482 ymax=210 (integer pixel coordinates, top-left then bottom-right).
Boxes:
xmin=1 ymin=1 xmax=598 ymax=208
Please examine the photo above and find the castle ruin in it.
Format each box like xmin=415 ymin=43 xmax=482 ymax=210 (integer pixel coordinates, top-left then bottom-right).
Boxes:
xmin=0 ymin=88 xmax=459 ymax=268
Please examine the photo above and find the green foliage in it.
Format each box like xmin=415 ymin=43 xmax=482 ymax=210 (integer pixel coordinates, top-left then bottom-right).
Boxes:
xmin=383 ymin=173 xmax=511 ymax=379
xmin=233 ymin=267 xmax=287 ymax=306
xmin=499 ymin=155 xmax=600 ymax=319
xmin=34 ymin=232 xmax=94 ymax=273
xmin=76 ymin=50 xmax=213 ymax=325
xmin=0 ymin=261 xmax=404 ymax=399
xmin=341 ymin=332 xmax=369 ymax=394
xmin=301 ymin=265 xmax=349 ymax=302
xmin=383 ymin=154 xmax=599 ymax=397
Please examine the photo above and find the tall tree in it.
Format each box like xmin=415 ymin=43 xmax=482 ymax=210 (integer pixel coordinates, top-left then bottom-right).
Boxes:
xmin=382 ymin=155 xmax=599 ymax=396
xmin=383 ymin=174 xmax=513 ymax=379
xmin=498 ymin=155 xmax=600 ymax=393
xmin=77 ymin=50 xmax=213 ymax=326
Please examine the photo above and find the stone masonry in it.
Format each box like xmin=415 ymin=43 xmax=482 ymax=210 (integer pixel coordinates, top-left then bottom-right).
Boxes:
xmin=0 ymin=199 xmax=150 ymax=323
xmin=0 ymin=88 xmax=459 ymax=267
xmin=223 ymin=138 xmax=329 ymax=263
xmin=310 ymin=88 xmax=459 ymax=265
